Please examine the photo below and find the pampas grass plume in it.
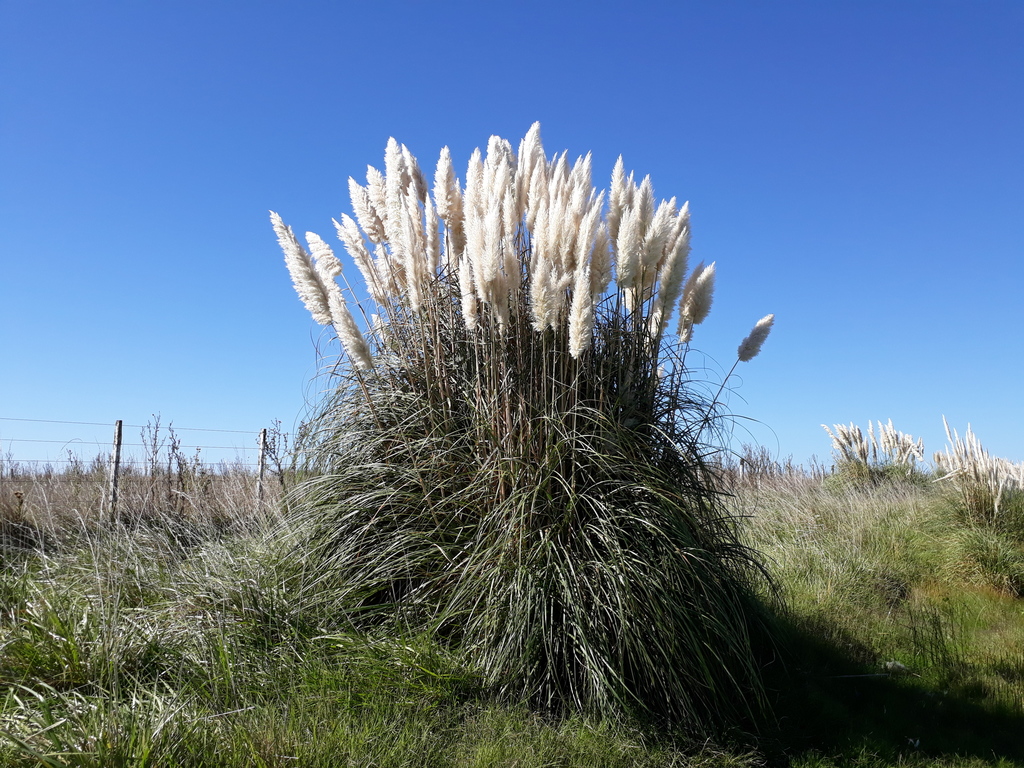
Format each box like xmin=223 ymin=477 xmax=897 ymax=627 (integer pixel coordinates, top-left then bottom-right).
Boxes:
xmin=615 ymin=205 xmax=642 ymax=289
xmin=348 ymin=178 xmax=385 ymax=244
xmin=303 ymin=230 xmax=374 ymax=369
xmin=327 ymin=289 xmax=374 ymax=370
xmin=568 ymin=259 xmax=595 ymax=358
xmin=333 ymin=214 xmax=385 ymax=303
xmin=737 ymin=314 xmax=774 ymax=362
xmin=677 ymin=261 xmax=715 ymax=336
xmin=271 ymin=211 xmax=333 ymax=325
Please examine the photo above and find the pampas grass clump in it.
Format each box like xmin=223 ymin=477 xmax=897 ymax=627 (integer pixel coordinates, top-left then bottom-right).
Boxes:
xmin=935 ymin=417 xmax=1024 ymax=525
xmin=272 ymin=124 xmax=776 ymax=735
xmin=822 ymin=419 xmax=926 ymax=483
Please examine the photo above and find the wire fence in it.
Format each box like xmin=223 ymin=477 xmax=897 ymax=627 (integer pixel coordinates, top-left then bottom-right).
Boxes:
xmin=0 ymin=416 xmax=283 ymax=472
xmin=0 ymin=416 xmax=295 ymax=526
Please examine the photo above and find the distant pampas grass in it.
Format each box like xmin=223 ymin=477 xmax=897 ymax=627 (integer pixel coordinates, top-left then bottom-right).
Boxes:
xmin=272 ymin=124 xmax=776 ymax=735
xmin=822 ymin=419 xmax=925 ymax=484
xmin=935 ymin=418 xmax=1024 ymax=524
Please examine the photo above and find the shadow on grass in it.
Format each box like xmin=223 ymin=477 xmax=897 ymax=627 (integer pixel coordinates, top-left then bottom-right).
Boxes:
xmin=756 ymin=612 xmax=1024 ymax=766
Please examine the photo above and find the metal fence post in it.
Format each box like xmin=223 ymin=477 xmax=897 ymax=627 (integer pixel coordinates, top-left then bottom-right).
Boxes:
xmin=107 ymin=419 xmax=122 ymax=522
xmin=257 ymin=428 xmax=268 ymax=503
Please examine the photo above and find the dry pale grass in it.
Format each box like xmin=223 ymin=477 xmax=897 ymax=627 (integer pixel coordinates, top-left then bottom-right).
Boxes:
xmin=0 ymin=455 xmax=283 ymax=552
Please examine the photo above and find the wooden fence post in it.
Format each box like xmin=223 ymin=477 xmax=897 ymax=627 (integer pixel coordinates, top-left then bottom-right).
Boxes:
xmin=107 ymin=419 xmax=123 ymax=522
xmin=257 ymin=428 xmax=268 ymax=503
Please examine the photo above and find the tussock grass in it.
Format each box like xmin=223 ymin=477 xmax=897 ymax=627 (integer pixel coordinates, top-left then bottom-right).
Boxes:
xmin=286 ymin=297 xmax=776 ymax=732
xmin=275 ymin=125 xmax=778 ymax=734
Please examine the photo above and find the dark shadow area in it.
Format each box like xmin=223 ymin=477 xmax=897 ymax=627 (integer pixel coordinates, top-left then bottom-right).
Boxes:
xmin=756 ymin=611 xmax=1024 ymax=766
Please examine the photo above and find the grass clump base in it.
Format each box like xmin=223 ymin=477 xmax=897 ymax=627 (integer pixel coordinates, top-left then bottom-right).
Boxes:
xmin=288 ymin=294 xmax=776 ymax=734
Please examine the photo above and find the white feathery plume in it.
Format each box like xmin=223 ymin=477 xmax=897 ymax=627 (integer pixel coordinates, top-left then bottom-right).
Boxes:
xmin=678 ymin=261 xmax=716 ymax=334
xmin=529 ymin=248 xmax=556 ymax=332
xmin=278 ymin=126 xmax=775 ymax=372
xmin=305 ymin=231 xmax=342 ymax=281
xmin=690 ymin=261 xmax=716 ymax=324
xmin=517 ymin=122 xmax=543 ymax=218
xmin=525 ymin=158 xmax=548 ymax=230
xmin=326 ymin=288 xmax=374 ymax=370
xmin=424 ymin=196 xmax=441 ymax=274
xmin=464 ymin=147 xmax=485 ymax=217
xmin=642 ymin=198 xmax=676 ymax=272
xmin=487 ymin=198 xmax=512 ymax=327
xmin=676 ymin=265 xmax=701 ymax=340
xmin=481 ymin=196 xmax=504 ymax=306
xmin=373 ymin=243 xmax=401 ymax=298
xmin=502 ymin=184 xmax=522 ymax=293
xmin=549 ymin=151 xmax=569 ymax=202
xmin=570 ymin=152 xmax=593 ymax=200
xmin=482 ymin=135 xmax=505 ymax=193
xmin=402 ymin=191 xmax=425 ymax=311
xmin=615 ymin=204 xmax=642 ymax=290
xmin=544 ymin=190 xmax=566 ymax=281
xmin=466 ymin=198 xmax=487 ymax=299
xmin=568 ymin=257 xmax=595 ymax=358
xmin=403 ymin=187 xmax=425 ymax=258
xmin=458 ymin=254 xmax=478 ymax=330
xmin=589 ymin=225 xmax=612 ymax=295
xmin=365 ymin=166 xmax=388 ymax=229
xmin=383 ymin=137 xmax=407 ymax=245
xmin=633 ymin=198 xmax=675 ymax=309
xmin=303 ymin=230 xmax=374 ymax=369
xmin=488 ymin=148 xmax=513 ymax=236
xmin=573 ymin=192 xmax=605 ymax=280
xmin=483 ymin=138 xmax=516 ymax=264
xmin=271 ymin=211 xmax=332 ymax=325
xmin=347 ymin=178 xmax=386 ymax=244
xmin=646 ymin=218 xmax=690 ymax=335
xmin=402 ymin=144 xmax=427 ymax=203
xmin=667 ymin=201 xmax=690 ymax=255
xmin=433 ymin=146 xmax=456 ymax=220
xmin=823 ymin=422 xmax=870 ymax=466
xmin=607 ymin=156 xmax=632 ymax=243
xmin=433 ymin=146 xmax=466 ymax=265
xmin=559 ymin=183 xmax=587 ymax=275
xmin=482 ymin=137 xmax=500 ymax=208
xmin=462 ymin=148 xmax=486 ymax=298
xmin=333 ymin=214 xmax=386 ymax=303
xmin=501 ymin=173 xmax=518 ymax=239
xmin=737 ymin=314 xmax=775 ymax=362
xmin=531 ymin=199 xmax=550 ymax=273
xmin=635 ymin=176 xmax=655 ymax=237
xmin=548 ymin=274 xmax=570 ymax=322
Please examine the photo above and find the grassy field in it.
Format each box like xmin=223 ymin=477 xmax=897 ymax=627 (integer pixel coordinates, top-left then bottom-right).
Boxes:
xmin=2 ymin=454 xmax=1022 ymax=767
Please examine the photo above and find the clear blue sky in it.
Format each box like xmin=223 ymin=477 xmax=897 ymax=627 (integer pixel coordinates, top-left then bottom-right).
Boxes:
xmin=2 ymin=0 xmax=1022 ymax=467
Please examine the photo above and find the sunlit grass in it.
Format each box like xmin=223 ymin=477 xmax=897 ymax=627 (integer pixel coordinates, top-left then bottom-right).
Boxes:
xmin=3 ymin=449 xmax=1024 ymax=766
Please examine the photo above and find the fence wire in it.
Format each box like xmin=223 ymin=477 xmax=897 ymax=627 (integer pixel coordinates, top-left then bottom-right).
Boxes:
xmin=0 ymin=416 xmax=290 ymax=477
